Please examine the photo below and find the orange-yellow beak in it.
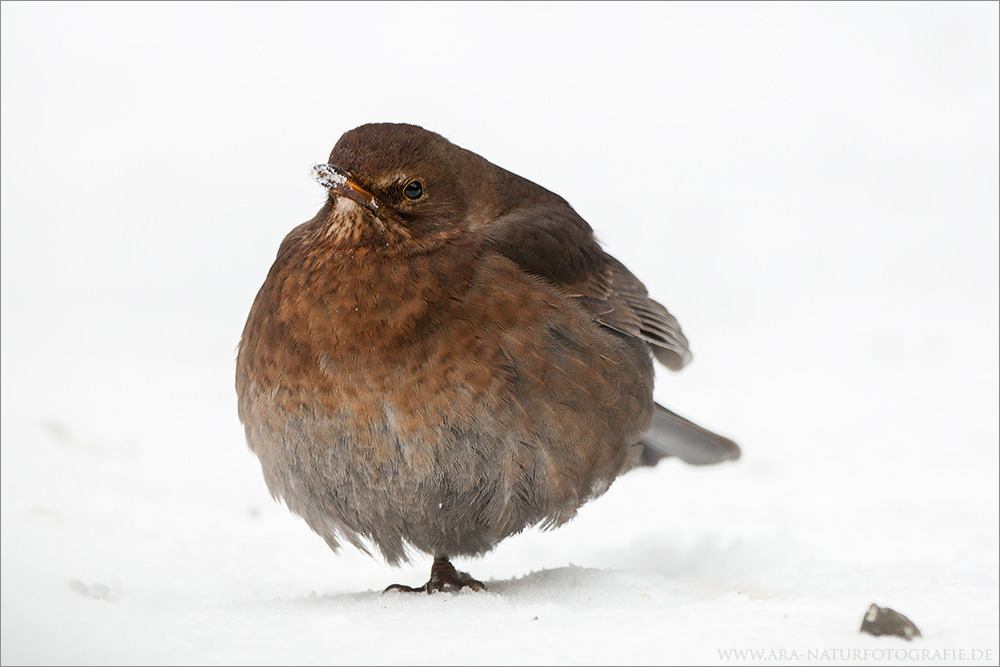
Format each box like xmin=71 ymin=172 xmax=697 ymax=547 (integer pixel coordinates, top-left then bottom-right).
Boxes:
xmin=312 ymin=163 xmax=380 ymax=213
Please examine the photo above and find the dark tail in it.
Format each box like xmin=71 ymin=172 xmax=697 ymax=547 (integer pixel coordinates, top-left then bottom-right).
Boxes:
xmin=638 ymin=403 xmax=741 ymax=466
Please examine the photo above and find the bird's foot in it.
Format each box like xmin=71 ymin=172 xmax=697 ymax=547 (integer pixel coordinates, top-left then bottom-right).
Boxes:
xmin=383 ymin=555 xmax=487 ymax=594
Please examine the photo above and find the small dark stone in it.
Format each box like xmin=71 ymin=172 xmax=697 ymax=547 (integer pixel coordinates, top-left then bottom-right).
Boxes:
xmin=860 ymin=603 xmax=921 ymax=640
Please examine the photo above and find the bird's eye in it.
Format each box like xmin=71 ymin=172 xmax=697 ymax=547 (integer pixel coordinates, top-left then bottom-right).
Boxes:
xmin=403 ymin=180 xmax=423 ymax=200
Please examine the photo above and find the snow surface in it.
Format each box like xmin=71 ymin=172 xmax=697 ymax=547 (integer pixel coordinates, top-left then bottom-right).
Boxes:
xmin=2 ymin=3 xmax=998 ymax=665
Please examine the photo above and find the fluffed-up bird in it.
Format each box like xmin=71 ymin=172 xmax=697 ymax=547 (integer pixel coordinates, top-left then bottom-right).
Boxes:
xmin=236 ymin=123 xmax=739 ymax=593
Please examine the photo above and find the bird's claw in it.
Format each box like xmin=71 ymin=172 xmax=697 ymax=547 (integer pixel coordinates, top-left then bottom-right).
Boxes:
xmin=383 ymin=556 xmax=487 ymax=594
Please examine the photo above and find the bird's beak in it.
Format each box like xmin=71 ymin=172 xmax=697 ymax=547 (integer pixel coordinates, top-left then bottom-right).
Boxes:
xmin=312 ymin=163 xmax=380 ymax=214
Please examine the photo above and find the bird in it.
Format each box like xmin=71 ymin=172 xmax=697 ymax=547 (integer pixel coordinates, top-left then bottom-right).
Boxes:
xmin=235 ymin=122 xmax=739 ymax=593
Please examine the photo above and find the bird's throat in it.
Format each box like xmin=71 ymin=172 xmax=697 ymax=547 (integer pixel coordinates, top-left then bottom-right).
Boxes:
xmin=279 ymin=235 xmax=478 ymax=356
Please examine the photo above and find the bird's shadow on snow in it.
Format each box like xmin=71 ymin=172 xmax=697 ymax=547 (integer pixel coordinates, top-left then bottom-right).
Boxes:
xmin=272 ymin=534 xmax=774 ymax=609
xmin=277 ymin=565 xmax=648 ymax=609
xmin=244 ymin=530 xmax=782 ymax=612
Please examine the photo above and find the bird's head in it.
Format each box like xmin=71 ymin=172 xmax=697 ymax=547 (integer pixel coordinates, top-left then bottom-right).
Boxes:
xmin=311 ymin=123 xmax=560 ymax=252
xmin=312 ymin=123 xmax=482 ymax=249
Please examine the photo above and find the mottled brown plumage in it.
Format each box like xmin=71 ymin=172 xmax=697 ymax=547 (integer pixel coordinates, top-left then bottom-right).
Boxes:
xmin=236 ymin=123 xmax=738 ymax=592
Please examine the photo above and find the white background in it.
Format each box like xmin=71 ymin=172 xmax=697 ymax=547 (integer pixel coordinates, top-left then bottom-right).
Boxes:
xmin=2 ymin=2 xmax=997 ymax=665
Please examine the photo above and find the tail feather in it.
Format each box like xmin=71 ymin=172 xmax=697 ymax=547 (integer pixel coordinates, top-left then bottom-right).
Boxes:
xmin=638 ymin=403 xmax=740 ymax=466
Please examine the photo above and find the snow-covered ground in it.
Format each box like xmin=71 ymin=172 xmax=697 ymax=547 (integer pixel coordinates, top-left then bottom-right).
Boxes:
xmin=2 ymin=3 xmax=997 ymax=665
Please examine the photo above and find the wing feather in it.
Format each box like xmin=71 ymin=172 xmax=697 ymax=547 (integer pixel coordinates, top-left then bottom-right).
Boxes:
xmin=481 ymin=203 xmax=692 ymax=370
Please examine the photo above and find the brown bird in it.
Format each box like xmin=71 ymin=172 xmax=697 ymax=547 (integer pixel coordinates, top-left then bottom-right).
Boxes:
xmin=236 ymin=123 xmax=739 ymax=593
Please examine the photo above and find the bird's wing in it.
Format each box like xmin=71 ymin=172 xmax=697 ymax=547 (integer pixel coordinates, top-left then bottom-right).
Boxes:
xmin=481 ymin=203 xmax=692 ymax=370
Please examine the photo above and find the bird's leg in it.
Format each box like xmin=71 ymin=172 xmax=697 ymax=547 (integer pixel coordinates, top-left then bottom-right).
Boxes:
xmin=383 ymin=555 xmax=488 ymax=594
xmin=425 ymin=556 xmax=487 ymax=593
